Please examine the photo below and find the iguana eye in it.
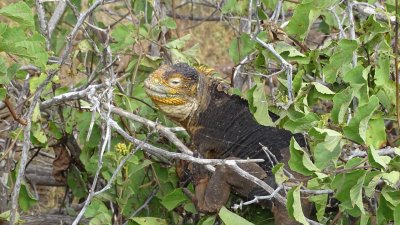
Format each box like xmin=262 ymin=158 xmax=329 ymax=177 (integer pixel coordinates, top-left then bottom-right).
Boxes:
xmin=168 ymin=77 xmax=182 ymax=87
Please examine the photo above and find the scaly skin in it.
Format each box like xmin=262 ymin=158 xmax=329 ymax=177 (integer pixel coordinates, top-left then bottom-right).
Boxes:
xmin=145 ymin=63 xmax=309 ymax=224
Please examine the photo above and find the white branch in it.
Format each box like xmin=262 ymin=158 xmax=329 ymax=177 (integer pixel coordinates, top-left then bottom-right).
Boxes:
xmin=48 ymin=1 xmax=67 ymax=38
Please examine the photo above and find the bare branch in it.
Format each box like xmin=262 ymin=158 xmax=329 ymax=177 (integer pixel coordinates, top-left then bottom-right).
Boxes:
xmin=108 ymin=118 xmax=264 ymax=166
xmin=352 ymin=1 xmax=396 ymax=24
xmin=109 ymin=106 xmax=192 ymax=155
xmin=9 ymin=70 xmax=57 ymax=224
xmin=60 ymin=0 xmax=104 ymax=65
xmin=232 ymin=186 xmax=284 ymax=210
xmin=346 ymin=1 xmax=357 ymax=68
xmin=253 ymin=37 xmax=293 ymax=104
xmin=123 ymin=186 xmax=159 ymax=225
xmin=48 ymin=1 xmax=67 ymax=38
xmin=35 ymin=0 xmax=50 ymax=50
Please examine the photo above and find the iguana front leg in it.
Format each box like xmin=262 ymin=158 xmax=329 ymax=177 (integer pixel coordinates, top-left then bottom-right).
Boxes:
xmin=188 ymin=157 xmax=267 ymax=213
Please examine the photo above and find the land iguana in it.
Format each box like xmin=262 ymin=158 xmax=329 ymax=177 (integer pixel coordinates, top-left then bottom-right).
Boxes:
xmin=144 ymin=63 xmax=309 ymax=224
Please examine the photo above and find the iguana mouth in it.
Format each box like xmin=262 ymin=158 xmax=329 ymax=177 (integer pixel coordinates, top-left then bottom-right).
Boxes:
xmin=144 ymin=80 xmax=168 ymax=97
xmin=144 ymin=78 xmax=187 ymax=105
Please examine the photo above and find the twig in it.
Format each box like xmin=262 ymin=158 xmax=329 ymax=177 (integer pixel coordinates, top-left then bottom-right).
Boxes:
xmin=352 ymin=1 xmax=396 ymax=24
xmin=72 ymin=46 xmax=116 ymax=225
xmin=107 ymin=118 xmax=324 ymax=223
xmin=35 ymin=0 xmax=50 ymax=50
xmin=60 ymin=0 xmax=104 ymax=65
xmin=260 ymin=144 xmax=294 ymax=179
xmin=72 ymin=134 xmax=150 ymax=224
xmin=48 ymin=0 xmax=67 ymax=38
xmin=108 ymin=118 xmax=264 ymax=166
xmin=346 ymin=146 xmax=400 ymax=160
xmin=283 ymin=186 xmax=334 ymax=195
xmin=123 ymin=186 xmax=159 ymax=225
xmin=329 ymin=6 xmax=346 ymax=39
xmin=9 ymin=70 xmax=57 ymax=224
xmin=347 ymin=1 xmax=357 ymax=67
xmin=109 ymin=106 xmax=193 ymax=155
xmin=253 ymin=37 xmax=293 ymax=104
xmin=232 ymin=186 xmax=283 ymax=210
xmin=4 ymin=96 xmax=27 ymax=126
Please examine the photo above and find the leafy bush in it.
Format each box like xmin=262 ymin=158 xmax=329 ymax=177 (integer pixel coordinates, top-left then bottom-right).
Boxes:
xmin=1 ymin=0 xmax=400 ymax=225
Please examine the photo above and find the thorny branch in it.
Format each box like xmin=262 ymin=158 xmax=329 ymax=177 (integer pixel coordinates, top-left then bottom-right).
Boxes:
xmin=9 ymin=71 xmax=56 ymax=224
xmin=9 ymin=1 xmax=105 ymax=224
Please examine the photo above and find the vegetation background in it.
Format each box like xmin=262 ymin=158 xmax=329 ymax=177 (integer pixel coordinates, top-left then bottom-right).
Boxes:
xmin=0 ymin=0 xmax=400 ymax=225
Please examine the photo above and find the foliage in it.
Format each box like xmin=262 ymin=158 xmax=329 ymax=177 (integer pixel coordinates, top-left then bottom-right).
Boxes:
xmin=1 ymin=0 xmax=400 ymax=225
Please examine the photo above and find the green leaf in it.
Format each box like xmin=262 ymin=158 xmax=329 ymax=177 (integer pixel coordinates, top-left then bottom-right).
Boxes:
xmin=160 ymin=188 xmax=188 ymax=211
xmin=349 ymin=171 xmax=366 ymax=214
xmin=0 ymin=88 xmax=5 ymax=100
xmin=288 ymin=138 xmax=319 ymax=176
xmin=32 ymin=104 xmax=41 ymax=122
xmin=0 ymin=2 xmax=34 ymax=28
xmin=308 ymin=194 xmax=328 ymax=222
xmin=272 ymin=163 xmax=288 ymax=185
xmin=248 ymin=83 xmax=273 ymax=126
xmin=323 ymin=39 xmax=358 ymax=83
xmin=287 ymin=185 xmax=309 ymax=225
xmin=366 ymin=117 xmax=387 ymax=149
xmin=274 ymin=42 xmax=305 ymax=57
xmin=218 ymin=206 xmax=254 ymax=225
xmin=377 ymin=194 xmax=393 ymax=224
xmin=381 ymin=187 xmax=400 ymax=206
xmin=85 ymin=199 xmax=112 ymax=225
xmin=229 ymin=33 xmax=255 ymax=64
xmin=0 ymin=27 xmax=48 ymax=69
xmin=311 ymin=128 xmax=342 ymax=170
xmin=19 ymin=182 xmax=37 ymax=211
xmin=284 ymin=112 xmax=319 ymax=133
xmin=198 ymin=215 xmax=217 ymax=225
xmin=286 ymin=0 xmax=335 ymax=40
xmin=368 ymin=146 xmax=391 ymax=169
xmin=312 ymin=82 xmax=335 ymax=95
xmin=331 ymin=88 xmax=353 ymax=124
xmin=221 ymin=0 xmax=249 ymax=15
xmin=331 ymin=170 xmax=367 ymax=212
xmin=160 ymin=17 xmax=177 ymax=29
xmin=0 ymin=210 xmax=10 ymax=221
xmin=131 ymin=217 xmax=168 ymax=225
xmin=67 ymin=165 xmax=88 ymax=199
xmin=394 ymin=204 xmax=400 ymax=225
xmin=343 ymin=95 xmax=379 ymax=144
xmin=382 ymin=171 xmax=400 ymax=188
xmin=16 ymin=35 xmax=49 ymax=68
xmin=29 ymin=73 xmax=47 ymax=94
xmin=111 ymin=24 xmax=135 ymax=51
xmin=343 ymin=65 xmax=368 ymax=85
xmin=0 ymin=57 xmax=10 ymax=85
xmin=165 ymin=34 xmax=191 ymax=49
xmin=31 ymin=123 xmax=47 ymax=144
xmin=375 ymin=53 xmax=391 ymax=87
xmin=285 ymin=1 xmax=313 ymax=39
xmin=365 ymin=174 xmax=382 ymax=198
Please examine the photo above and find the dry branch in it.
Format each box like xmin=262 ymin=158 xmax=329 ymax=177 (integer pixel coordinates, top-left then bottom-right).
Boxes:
xmin=25 ymin=164 xmax=65 ymax=186
xmin=20 ymin=214 xmax=89 ymax=225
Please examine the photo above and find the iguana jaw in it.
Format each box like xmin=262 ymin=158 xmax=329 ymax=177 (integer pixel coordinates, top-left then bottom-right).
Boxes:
xmin=144 ymin=82 xmax=187 ymax=105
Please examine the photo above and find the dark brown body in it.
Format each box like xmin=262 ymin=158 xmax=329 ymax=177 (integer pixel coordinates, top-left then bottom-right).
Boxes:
xmin=145 ymin=63 xmax=309 ymax=224
xmin=180 ymin=81 xmax=308 ymax=224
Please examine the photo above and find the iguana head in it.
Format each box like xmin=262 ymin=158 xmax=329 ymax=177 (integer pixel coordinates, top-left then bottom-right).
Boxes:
xmin=144 ymin=63 xmax=204 ymax=122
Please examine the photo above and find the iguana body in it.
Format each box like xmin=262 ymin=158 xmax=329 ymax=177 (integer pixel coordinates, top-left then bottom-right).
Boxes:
xmin=144 ymin=63 xmax=307 ymax=224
